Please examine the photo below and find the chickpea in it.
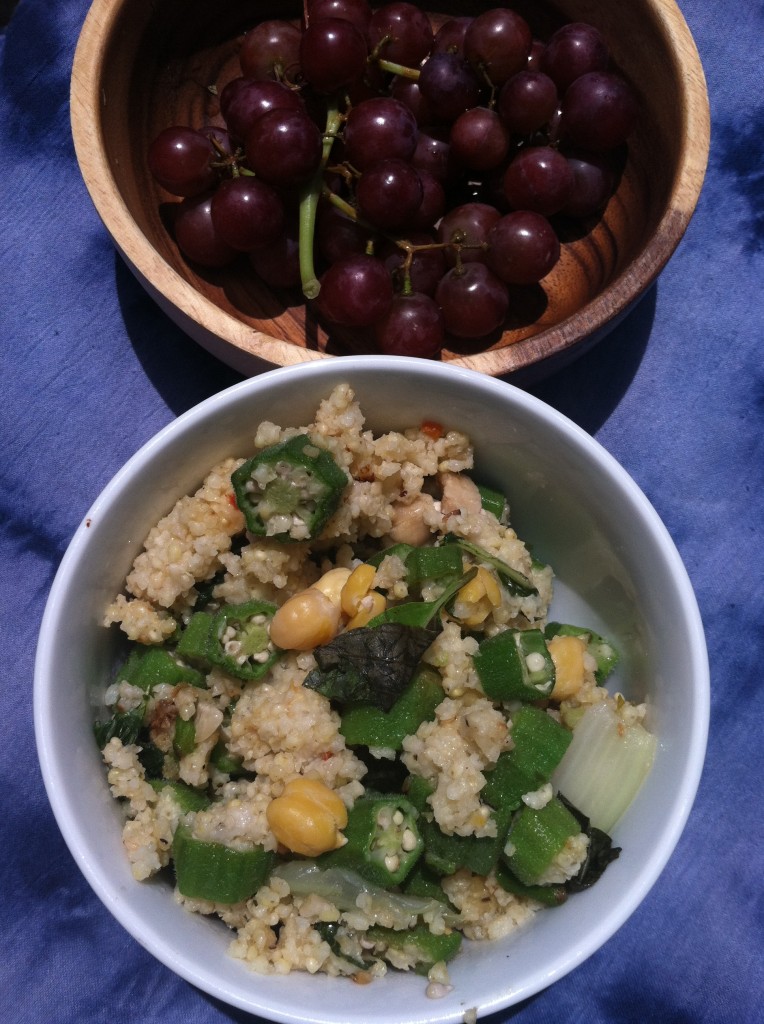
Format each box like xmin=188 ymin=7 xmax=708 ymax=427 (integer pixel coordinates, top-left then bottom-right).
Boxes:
xmin=266 ymin=778 xmax=348 ymax=857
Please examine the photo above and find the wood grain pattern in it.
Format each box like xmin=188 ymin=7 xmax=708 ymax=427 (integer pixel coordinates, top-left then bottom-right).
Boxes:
xmin=70 ymin=0 xmax=710 ymax=379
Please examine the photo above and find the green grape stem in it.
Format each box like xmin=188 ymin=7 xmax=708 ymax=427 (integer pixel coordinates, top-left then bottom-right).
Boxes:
xmin=298 ymin=98 xmax=343 ymax=300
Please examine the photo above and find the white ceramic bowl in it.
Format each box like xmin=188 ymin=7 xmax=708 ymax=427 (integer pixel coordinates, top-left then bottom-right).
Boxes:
xmin=35 ymin=357 xmax=709 ymax=1022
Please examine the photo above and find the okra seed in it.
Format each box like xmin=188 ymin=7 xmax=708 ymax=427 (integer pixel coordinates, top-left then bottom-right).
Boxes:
xmin=401 ymin=828 xmax=418 ymax=852
xmin=392 ymin=809 xmax=404 ymax=826
xmin=525 ymin=652 xmax=547 ymax=673
xmin=384 ymin=854 xmax=400 ymax=872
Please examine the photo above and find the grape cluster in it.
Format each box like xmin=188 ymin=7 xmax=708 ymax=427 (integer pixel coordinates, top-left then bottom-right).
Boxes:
xmin=148 ymin=2 xmax=639 ymax=358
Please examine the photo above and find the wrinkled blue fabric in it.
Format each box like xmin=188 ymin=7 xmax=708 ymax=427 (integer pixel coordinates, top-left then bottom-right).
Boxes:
xmin=1 ymin=1 xmax=762 ymax=1022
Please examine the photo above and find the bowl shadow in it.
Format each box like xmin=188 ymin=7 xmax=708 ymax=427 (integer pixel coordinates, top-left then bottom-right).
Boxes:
xmin=115 ymin=251 xmax=654 ymax=434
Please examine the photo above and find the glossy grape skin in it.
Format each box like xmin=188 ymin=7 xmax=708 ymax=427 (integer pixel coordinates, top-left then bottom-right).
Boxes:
xmin=220 ymin=78 xmax=304 ymax=143
xmin=148 ymin=127 xmax=217 ymax=197
xmin=390 ymin=76 xmax=435 ymax=126
xmin=316 ymin=253 xmax=393 ymax=327
xmin=562 ymin=151 xmax=617 ymax=217
xmin=497 ymin=71 xmax=558 ymax=135
xmin=560 ymin=71 xmax=638 ymax=151
xmin=436 ymin=262 xmax=509 ymax=338
xmin=307 ymin=0 xmax=372 ymax=35
xmin=245 ymin=109 xmax=322 ymax=186
xmin=343 ymin=97 xmax=419 ymax=170
xmin=418 ymin=51 xmax=483 ymax=123
xmin=463 ymin=9 xmax=532 ymax=87
xmin=173 ymin=192 xmax=238 ymax=267
xmin=239 ymin=20 xmax=302 ymax=82
xmin=356 ymin=158 xmax=423 ymax=229
xmin=502 ymin=145 xmax=574 ymax=216
xmin=541 ymin=22 xmax=610 ymax=93
xmin=300 ymin=18 xmax=368 ymax=93
xmin=367 ymin=2 xmax=434 ymax=66
xmin=486 ymin=211 xmax=560 ymax=285
xmin=210 ymin=177 xmax=285 ymax=251
xmin=437 ymin=202 xmax=501 ymax=265
xmin=449 ymin=107 xmax=510 ymax=172
xmin=375 ymin=292 xmax=445 ymax=357
xmin=412 ymin=130 xmax=454 ymax=183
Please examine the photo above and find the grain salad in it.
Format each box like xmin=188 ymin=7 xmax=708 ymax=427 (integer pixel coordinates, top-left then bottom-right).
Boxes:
xmin=98 ymin=383 xmax=656 ymax=993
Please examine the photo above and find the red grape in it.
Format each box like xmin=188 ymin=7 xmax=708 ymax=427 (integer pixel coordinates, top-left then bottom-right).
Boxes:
xmin=220 ymin=78 xmax=304 ymax=143
xmin=486 ymin=211 xmax=560 ymax=285
xmin=250 ymin=227 xmax=301 ymax=289
xmin=560 ymin=71 xmax=638 ymax=150
xmin=380 ymin=232 xmax=448 ymax=296
xmin=210 ymin=177 xmax=285 ymax=252
xmin=418 ymin=51 xmax=483 ymax=122
xmin=239 ymin=20 xmax=302 ymax=82
xmin=148 ymin=127 xmax=217 ymax=197
xmin=497 ymin=70 xmax=558 ymax=134
xmin=308 ymin=0 xmax=372 ymax=36
xmin=245 ymin=108 xmax=323 ymax=186
xmin=343 ymin=97 xmax=419 ymax=170
xmin=502 ymin=145 xmax=574 ymax=216
xmin=356 ymin=158 xmax=423 ymax=229
xmin=300 ymin=18 xmax=368 ymax=93
xmin=174 ymin=192 xmax=238 ymax=267
xmin=432 ymin=17 xmax=473 ymax=56
xmin=463 ymin=9 xmax=532 ymax=86
xmin=438 ymin=202 xmax=502 ymax=265
xmin=562 ymin=151 xmax=617 ymax=217
xmin=541 ymin=22 xmax=610 ymax=93
xmin=449 ymin=107 xmax=510 ymax=172
xmin=375 ymin=292 xmax=445 ymax=357
xmin=436 ymin=263 xmax=509 ymax=338
xmin=316 ymin=253 xmax=393 ymax=327
xmin=367 ymin=2 xmax=434 ymax=66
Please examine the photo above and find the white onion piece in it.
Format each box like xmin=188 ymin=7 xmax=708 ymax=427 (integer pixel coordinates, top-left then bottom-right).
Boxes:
xmin=552 ymin=702 xmax=656 ymax=833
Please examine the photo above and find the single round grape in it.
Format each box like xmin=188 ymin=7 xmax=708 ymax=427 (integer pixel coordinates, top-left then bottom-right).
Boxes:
xmin=463 ymin=9 xmax=532 ymax=86
xmin=486 ymin=211 xmax=560 ymax=285
xmin=418 ymin=51 xmax=483 ymax=123
xmin=239 ymin=20 xmax=302 ymax=82
xmin=381 ymin=232 xmax=449 ymax=296
xmin=210 ymin=177 xmax=285 ymax=251
xmin=300 ymin=17 xmax=368 ymax=93
xmin=245 ymin=108 xmax=323 ymax=186
xmin=527 ymin=39 xmax=546 ymax=72
xmin=367 ymin=2 xmax=434 ymax=66
xmin=317 ymin=253 xmax=393 ymax=327
xmin=502 ymin=145 xmax=573 ymax=216
xmin=173 ymin=192 xmax=238 ymax=267
xmin=375 ymin=292 xmax=445 ymax=357
xmin=560 ymin=71 xmax=638 ymax=151
xmin=148 ymin=127 xmax=217 ymax=197
xmin=497 ymin=71 xmax=558 ymax=135
xmin=541 ymin=22 xmax=610 ymax=93
xmin=435 ymin=262 xmax=509 ymax=338
xmin=562 ymin=151 xmax=616 ymax=217
xmin=308 ymin=0 xmax=372 ymax=35
xmin=437 ymin=202 xmax=501 ymax=265
xmin=249 ymin=227 xmax=301 ymax=288
xmin=356 ymin=158 xmax=424 ymax=229
xmin=449 ymin=107 xmax=510 ymax=172
xmin=432 ymin=17 xmax=473 ymax=56
xmin=316 ymin=201 xmax=374 ymax=263
xmin=343 ymin=97 xmax=419 ymax=170
xmin=220 ymin=78 xmax=304 ymax=142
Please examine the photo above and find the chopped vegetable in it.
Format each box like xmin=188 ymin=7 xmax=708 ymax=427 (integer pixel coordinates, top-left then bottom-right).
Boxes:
xmin=340 ymin=666 xmax=444 ymax=749
xmin=231 ymin=433 xmax=348 ymax=541
xmin=545 ymin=622 xmax=620 ymax=682
xmin=172 ymin=826 xmax=277 ymax=903
xmin=503 ymin=795 xmax=581 ymax=886
xmin=366 ymin=922 xmax=462 ymax=974
xmin=551 ymin=701 xmax=656 ymax=832
xmin=473 ymin=627 xmax=556 ymax=701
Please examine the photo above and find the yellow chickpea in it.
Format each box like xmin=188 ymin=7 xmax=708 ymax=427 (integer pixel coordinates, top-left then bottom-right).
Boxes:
xmin=269 ymin=587 xmax=342 ymax=650
xmin=266 ymin=778 xmax=348 ymax=857
xmin=548 ymin=634 xmax=587 ymax=701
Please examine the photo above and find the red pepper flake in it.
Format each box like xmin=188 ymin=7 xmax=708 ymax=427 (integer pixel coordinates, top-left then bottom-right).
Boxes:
xmin=228 ymin=492 xmax=238 ymax=507
xmin=421 ymin=420 xmax=444 ymax=440
xmin=320 ymin=751 xmax=333 ymax=761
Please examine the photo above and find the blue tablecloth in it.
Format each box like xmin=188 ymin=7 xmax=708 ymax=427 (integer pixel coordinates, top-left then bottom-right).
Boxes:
xmin=2 ymin=1 xmax=762 ymax=1021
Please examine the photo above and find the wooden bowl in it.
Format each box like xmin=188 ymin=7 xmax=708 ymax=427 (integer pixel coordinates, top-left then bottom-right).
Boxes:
xmin=70 ymin=0 xmax=709 ymax=379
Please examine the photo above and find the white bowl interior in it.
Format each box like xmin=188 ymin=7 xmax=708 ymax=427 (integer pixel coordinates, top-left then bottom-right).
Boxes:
xmin=34 ymin=357 xmax=708 ymax=1023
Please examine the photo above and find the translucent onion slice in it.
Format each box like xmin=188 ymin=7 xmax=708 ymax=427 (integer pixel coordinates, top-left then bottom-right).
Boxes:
xmin=552 ymin=701 xmax=656 ymax=833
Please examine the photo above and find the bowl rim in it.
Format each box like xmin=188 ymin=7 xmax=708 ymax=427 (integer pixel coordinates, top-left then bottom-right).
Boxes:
xmin=34 ymin=357 xmax=710 ymax=1021
xmin=69 ymin=0 xmax=711 ymax=377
